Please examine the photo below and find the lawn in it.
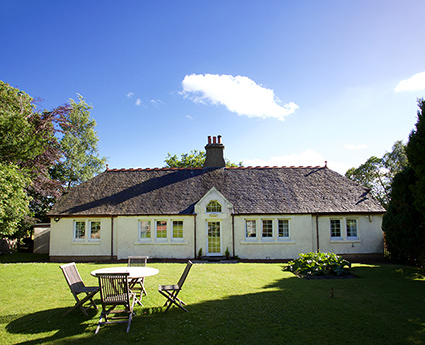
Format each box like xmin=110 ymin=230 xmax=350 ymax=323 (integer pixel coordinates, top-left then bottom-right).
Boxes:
xmin=0 ymin=254 xmax=424 ymax=345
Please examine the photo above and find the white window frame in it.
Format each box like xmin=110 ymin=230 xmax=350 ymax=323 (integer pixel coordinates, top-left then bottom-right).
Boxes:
xmin=155 ymin=220 xmax=168 ymax=241
xmin=73 ymin=220 xmax=86 ymax=242
xmin=330 ymin=219 xmax=342 ymax=239
xmin=73 ymin=219 xmax=101 ymax=243
xmin=138 ymin=220 xmax=152 ymax=241
xmin=245 ymin=219 xmax=257 ymax=240
xmin=172 ymin=220 xmax=184 ymax=241
xmin=88 ymin=220 xmax=101 ymax=241
xmin=261 ymin=219 xmax=274 ymax=240
xmin=346 ymin=218 xmax=358 ymax=239
xmin=278 ymin=219 xmax=290 ymax=240
xmin=206 ymin=200 xmax=222 ymax=213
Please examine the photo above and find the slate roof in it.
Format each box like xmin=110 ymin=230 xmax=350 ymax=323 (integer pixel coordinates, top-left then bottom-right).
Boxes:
xmin=48 ymin=166 xmax=385 ymax=217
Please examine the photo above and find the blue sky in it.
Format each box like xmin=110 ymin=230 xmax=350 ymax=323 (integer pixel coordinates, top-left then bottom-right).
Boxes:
xmin=2 ymin=1 xmax=425 ymax=174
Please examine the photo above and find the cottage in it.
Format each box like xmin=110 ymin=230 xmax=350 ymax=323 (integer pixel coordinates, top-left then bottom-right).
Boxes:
xmin=48 ymin=136 xmax=385 ymax=262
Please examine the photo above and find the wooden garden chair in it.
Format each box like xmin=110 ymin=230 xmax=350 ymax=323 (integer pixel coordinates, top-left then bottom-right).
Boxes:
xmin=127 ymin=255 xmax=149 ymax=298
xmin=60 ymin=262 xmax=100 ymax=316
xmin=158 ymin=261 xmax=193 ymax=312
xmin=95 ymin=273 xmax=136 ymax=334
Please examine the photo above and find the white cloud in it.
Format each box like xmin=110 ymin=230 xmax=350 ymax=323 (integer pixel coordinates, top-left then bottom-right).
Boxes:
xmin=186 ymin=115 xmax=194 ymax=120
xmin=127 ymin=92 xmax=135 ymax=98
xmin=243 ymin=149 xmax=349 ymax=175
xmin=344 ymin=144 xmax=368 ymax=151
xmin=395 ymin=71 xmax=425 ymax=92
xmin=135 ymin=98 xmax=142 ymax=106
xmin=181 ymin=73 xmax=298 ymax=121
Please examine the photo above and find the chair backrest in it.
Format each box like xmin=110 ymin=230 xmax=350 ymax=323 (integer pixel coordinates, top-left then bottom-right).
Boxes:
xmin=128 ymin=256 xmax=148 ymax=267
xmin=60 ymin=262 xmax=85 ymax=293
xmin=177 ymin=261 xmax=193 ymax=288
xmin=97 ymin=273 xmax=130 ymax=305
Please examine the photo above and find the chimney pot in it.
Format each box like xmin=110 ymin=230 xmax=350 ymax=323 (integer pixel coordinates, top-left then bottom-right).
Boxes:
xmin=213 ymin=136 xmax=217 ymax=144
xmin=208 ymin=136 xmax=211 ymax=144
xmin=218 ymin=135 xmax=222 ymax=144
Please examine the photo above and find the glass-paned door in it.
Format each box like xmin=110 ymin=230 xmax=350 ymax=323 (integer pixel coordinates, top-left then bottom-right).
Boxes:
xmin=207 ymin=221 xmax=221 ymax=254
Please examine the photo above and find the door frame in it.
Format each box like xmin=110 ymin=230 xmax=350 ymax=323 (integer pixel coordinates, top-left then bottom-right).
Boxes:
xmin=205 ymin=220 xmax=222 ymax=256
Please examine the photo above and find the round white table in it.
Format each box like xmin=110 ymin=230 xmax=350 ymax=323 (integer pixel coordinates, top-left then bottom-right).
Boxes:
xmin=90 ymin=266 xmax=159 ymax=278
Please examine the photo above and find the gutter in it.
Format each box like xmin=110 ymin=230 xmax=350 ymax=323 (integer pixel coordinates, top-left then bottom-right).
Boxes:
xmin=194 ymin=213 xmax=197 ymax=259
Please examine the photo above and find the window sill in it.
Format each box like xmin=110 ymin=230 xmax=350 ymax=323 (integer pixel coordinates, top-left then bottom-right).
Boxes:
xmin=72 ymin=241 xmax=100 ymax=245
xmin=240 ymin=240 xmax=296 ymax=245
xmin=134 ymin=241 xmax=189 ymax=245
xmin=331 ymin=239 xmax=361 ymax=244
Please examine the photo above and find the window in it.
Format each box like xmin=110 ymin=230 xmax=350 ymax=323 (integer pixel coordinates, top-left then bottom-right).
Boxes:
xmin=330 ymin=219 xmax=341 ymax=238
xmin=73 ymin=220 xmax=100 ymax=242
xmin=206 ymin=200 xmax=222 ymax=213
xmin=346 ymin=219 xmax=358 ymax=238
xmin=90 ymin=221 xmax=101 ymax=240
xmin=74 ymin=221 xmax=85 ymax=241
xmin=139 ymin=220 xmax=151 ymax=240
xmin=172 ymin=221 xmax=183 ymax=239
xmin=278 ymin=219 xmax=289 ymax=238
xmin=156 ymin=220 xmax=167 ymax=239
xmin=262 ymin=220 xmax=273 ymax=238
xmin=245 ymin=220 xmax=257 ymax=238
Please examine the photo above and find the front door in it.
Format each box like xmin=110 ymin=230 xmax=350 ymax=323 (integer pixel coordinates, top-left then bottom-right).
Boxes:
xmin=207 ymin=221 xmax=221 ymax=255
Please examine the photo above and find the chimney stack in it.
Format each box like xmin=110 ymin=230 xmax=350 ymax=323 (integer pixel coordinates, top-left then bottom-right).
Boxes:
xmin=203 ymin=135 xmax=225 ymax=168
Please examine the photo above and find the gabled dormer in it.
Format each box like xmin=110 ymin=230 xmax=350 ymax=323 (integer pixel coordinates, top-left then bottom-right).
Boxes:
xmin=194 ymin=187 xmax=233 ymax=215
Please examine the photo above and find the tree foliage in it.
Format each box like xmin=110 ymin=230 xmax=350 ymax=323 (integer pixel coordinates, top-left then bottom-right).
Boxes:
xmin=406 ymin=98 xmax=425 ymax=217
xmin=0 ymin=163 xmax=31 ymax=235
xmin=382 ymin=167 xmax=425 ymax=264
xmin=0 ymin=82 xmax=105 ymax=236
xmin=383 ymin=99 xmax=425 ymax=265
xmin=52 ymin=95 xmax=106 ymax=189
xmin=345 ymin=140 xmax=407 ymax=208
xmin=165 ymin=149 xmax=242 ymax=168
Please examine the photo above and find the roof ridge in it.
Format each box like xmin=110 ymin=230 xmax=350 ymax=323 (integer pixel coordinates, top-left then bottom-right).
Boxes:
xmin=106 ymin=165 xmax=326 ymax=172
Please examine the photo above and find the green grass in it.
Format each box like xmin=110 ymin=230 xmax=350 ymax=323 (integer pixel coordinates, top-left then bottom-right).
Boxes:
xmin=1 ymin=253 xmax=425 ymax=344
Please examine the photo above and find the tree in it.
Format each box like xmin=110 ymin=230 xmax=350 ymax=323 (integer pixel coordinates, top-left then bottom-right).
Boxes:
xmin=345 ymin=140 xmax=408 ymax=208
xmin=0 ymin=162 xmax=31 ymax=235
xmin=382 ymin=167 xmax=425 ymax=264
xmin=0 ymin=81 xmax=67 ymax=234
xmin=165 ymin=149 xmax=242 ymax=168
xmin=53 ymin=95 xmax=107 ymax=189
xmin=383 ymin=99 xmax=425 ymax=265
xmin=406 ymin=98 xmax=425 ymax=217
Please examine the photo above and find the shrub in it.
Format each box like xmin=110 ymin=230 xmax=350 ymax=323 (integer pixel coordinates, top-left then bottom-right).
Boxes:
xmin=285 ymin=252 xmax=351 ymax=277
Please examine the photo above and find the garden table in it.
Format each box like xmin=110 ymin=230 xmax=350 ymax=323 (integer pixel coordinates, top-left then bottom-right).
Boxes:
xmin=91 ymin=266 xmax=159 ymax=305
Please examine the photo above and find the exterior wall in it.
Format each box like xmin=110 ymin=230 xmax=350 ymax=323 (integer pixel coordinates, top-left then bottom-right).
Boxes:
xmin=194 ymin=188 xmax=234 ymax=257
xmin=115 ymin=216 xmax=194 ymax=260
xmin=317 ymin=214 xmax=384 ymax=256
xmin=49 ymin=217 xmax=112 ymax=260
xmin=49 ymin=212 xmax=384 ymax=261
xmin=234 ymin=215 xmax=315 ymax=260
xmin=33 ymin=223 xmax=51 ymax=254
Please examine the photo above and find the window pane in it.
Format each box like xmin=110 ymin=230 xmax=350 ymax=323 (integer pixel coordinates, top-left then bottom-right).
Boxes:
xmin=347 ymin=219 xmax=357 ymax=237
xmin=156 ymin=221 xmax=167 ymax=238
xmin=330 ymin=219 xmax=341 ymax=237
xmin=206 ymin=200 xmax=222 ymax=213
xmin=279 ymin=220 xmax=289 ymax=238
xmin=246 ymin=220 xmax=256 ymax=238
xmin=90 ymin=221 xmax=101 ymax=239
xmin=140 ymin=220 xmax=151 ymax=238
xmin=173 ymin=221 xmax=183 ymax=238
xmin=262 ymin=220 xmax=273 ymax=237
xmin=75 ymin=221 xmax=85 ymax=239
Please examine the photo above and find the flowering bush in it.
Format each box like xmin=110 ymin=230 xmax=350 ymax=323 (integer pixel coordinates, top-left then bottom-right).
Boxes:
xmin=285 ymin=252 xmax=351 ymax=277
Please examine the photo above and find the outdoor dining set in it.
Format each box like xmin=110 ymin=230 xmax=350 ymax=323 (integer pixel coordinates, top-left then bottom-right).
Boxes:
xmin=59 ymin=257 xmax=193 ymax=334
